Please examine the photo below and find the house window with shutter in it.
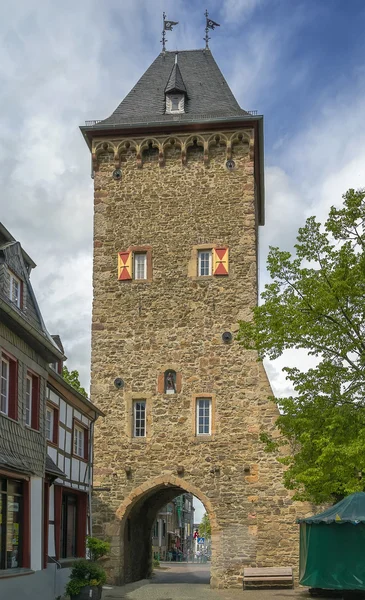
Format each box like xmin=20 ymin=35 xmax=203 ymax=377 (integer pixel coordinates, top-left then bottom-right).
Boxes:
xmin=190 ymin=246 xmax=229 ymax=278
xmin=198 ymin=250 xmax=212 ymax=277
xmin=134 ymin=253 xmax=147 ymax=280
xmin=46 ymin=404 xmax=59 ymax=445
xmin=8 ymin=271 xmax=22 ymax=308
xmin=118 ymin=246 xmax=152 ymax=282
xmin=72 ymin=420 xmax=89 ymax=460
xmin=1 ymin=353 xmax=18 ymax=420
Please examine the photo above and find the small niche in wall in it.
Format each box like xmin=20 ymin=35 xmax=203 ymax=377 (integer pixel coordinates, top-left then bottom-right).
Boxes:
xmin=164 ymin=370 xmax=176 ymax=394
xmin=157 ymin=370 xmax=182 ymax=394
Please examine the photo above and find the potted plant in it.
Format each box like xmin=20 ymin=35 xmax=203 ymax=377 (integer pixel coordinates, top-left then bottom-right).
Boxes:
xmin=66 ymin=537 xmax=111 ymax=600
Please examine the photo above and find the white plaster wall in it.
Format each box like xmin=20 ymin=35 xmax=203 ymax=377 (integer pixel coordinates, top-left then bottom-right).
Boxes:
xmin=49 ymin=390 xmax=60 ymax=406
xmin=65 ymin=431 xmax=71 ymax=454
xmin=66 ymin=404 xmax=73 ymax=429
xmin=74 ymin=409 xmax=82 ymax=422
xmin=71 ymin=458 xmax=80 ymax=482
xmin=30 ymin=477 xmax=43 ymax=571
xmin=80 ymin=461 xmax=87 ymax=483
xmin=47 ymin=446 xmax=57 ymax=463
xmin=58 ymin=453 xmax=65 ymax=472
xmin=59 ymin=425 xmax=65 ymax=451
xmin=59 ymin=399 xmax=66 ymax=424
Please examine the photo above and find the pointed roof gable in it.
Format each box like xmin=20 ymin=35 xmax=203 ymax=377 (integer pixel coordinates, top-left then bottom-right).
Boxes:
xmin=165 ymin=62 xmax=187 ymax=94
xmin=87 ymin=49 xmax=247 ymax=128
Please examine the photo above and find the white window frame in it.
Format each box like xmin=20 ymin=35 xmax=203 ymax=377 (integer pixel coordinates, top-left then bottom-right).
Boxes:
xmin=9 ymin=272 xmax=21 ymax=308
xmin=25 ymin=375 xmax=32 ymax=427
xmin=46 ymin=406 xmax=54 ymax=442
xmin=133 ymin=252 xmax=147 ymax=280
xmin=166 ymin=94 xmax=184 ymax=114
xmin=1 ymin=357 xmax=9 ymax=415
xmin=196 ymin=398 xmax=212 ymax=436
xmin=74 ymin=424 xmax=85 ymax=458
xmin=198 ymin=250 xmax=212 ymax=277
xmin=133 ymin=400 xmax=146 ymax=437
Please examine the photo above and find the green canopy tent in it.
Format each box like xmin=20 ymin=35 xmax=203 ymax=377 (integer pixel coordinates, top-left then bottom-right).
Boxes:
xmin=298 ymin=492 xmax=365 ymax=591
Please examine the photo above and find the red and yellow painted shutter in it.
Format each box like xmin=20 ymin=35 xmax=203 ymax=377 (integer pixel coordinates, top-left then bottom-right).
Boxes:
xmin=213 ymin=247 xmax=229 ymax=276
xmin=118 ymin=251 xmax=132 ymax=280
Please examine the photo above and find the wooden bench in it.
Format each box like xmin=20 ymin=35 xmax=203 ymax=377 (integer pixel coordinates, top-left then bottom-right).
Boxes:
xmin=243 ymin=567 xmax=294 ymax=589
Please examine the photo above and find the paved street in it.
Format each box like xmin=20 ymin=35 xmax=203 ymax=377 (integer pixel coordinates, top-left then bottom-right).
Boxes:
xmin=101 ymin=563 xmax=321 ymax=600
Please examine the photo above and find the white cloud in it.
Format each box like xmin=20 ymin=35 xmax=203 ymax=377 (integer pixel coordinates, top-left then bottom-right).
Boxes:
xmin=1 ymin=0 xmax=364 ymax=399
xmin=221 ymin=0 xmax=264 ymax=24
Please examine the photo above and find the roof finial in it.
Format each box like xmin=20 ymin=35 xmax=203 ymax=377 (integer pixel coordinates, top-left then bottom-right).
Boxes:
xmin=161 ymin=12 xmax=179 ymax=53
xmin=204 ymin=9 xmax=220 ymax=49
xmin=175 ymin=52 xmax=178 ymax=65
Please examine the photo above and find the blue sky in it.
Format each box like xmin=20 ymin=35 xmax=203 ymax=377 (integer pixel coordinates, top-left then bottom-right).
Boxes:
xmin=1 ymin=0 xmax=365 ymax=398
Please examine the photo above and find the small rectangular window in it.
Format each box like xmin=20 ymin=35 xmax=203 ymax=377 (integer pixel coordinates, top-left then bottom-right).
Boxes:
xmin=9 ymin=273 xmax=21 ymax=308
xmin=171 ymin=96 xmax=180 ymax=110
xmin=1 ymin=358 xmax=9 ymax=415
xmin=74 ymin=425 xmax=85 ymax=458
xmin=198 ymin=250 xmax=212 ymax=277
xmin=196 ymin=398 xmax=211 ymax=435
xmin=25 ymin=376 xmax=32 ymax=426
xmin=0 ymin=355 xmax=17 ymax=420
xmin=133 ymin=400 xmax=146 ymax=437
xmin=134 ymin=253 xmax=147 ymax=280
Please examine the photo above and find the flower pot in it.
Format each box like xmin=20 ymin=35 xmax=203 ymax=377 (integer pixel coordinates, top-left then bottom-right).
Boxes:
xmin=70 ymin=585 xmax=103 ymax=600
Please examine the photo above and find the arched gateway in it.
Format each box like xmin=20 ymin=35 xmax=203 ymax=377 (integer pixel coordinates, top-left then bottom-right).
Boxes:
xmin=116 ymin=475 xmax=217 ymax=584
xmin=81 ymin=47 xmax=309 ymax=588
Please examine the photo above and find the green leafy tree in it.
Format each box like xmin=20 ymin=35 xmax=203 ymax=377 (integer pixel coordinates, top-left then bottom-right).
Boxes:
xmin=238 ymin=188 xmax=365 ymax=504
xmin=62 ymin=365 xmax=88 ymax=398
xmin=198 ymin=513 xmax=211 ymax=539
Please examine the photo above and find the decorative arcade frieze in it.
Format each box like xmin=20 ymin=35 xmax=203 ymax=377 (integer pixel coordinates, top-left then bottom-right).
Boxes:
xmin=91 ymin=129 xmax=254 ymax=172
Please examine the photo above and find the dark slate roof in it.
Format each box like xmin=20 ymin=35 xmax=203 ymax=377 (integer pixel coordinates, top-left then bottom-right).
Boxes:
xmin=89 ymin=49 xmax=248 ymax=128
xmin=0 ymin=223 xmax=65 ymax=363
xmin=0 ymin=450 xmax=35 ymax=475
xmin=165 ymin=62 xmax=187 ymax=94
xmin=46 ymin=455 xmax=65 ymax=479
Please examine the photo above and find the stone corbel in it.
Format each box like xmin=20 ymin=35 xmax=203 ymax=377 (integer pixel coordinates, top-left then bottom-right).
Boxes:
xmin=114 ymin=151 xmax=120 ymax=169
xmin=203 ymin=141 xmax=209 ymax=166
xmin=181 ymin=142 xmax=187 ymax=166
xmin=136 ymin=146 xmax=143 ymax=169
xmin=92 ymin=152 xmax=99 ymax=172
xmin=226 ymin=140 xmax=232 ymax=161
xmin=158 ymin=146 xmax=165 ymax=168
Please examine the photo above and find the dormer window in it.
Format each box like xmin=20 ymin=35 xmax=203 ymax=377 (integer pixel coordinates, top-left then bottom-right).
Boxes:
xmin=166 ymin=94 xmax=184 ymax=114
xmin=9 ymin=271 xmax=21 ymax=308
xmin=164 ymin=60 xmax=187 ymax=115
xmin=171 ymin=96 xmax=180 ymax=111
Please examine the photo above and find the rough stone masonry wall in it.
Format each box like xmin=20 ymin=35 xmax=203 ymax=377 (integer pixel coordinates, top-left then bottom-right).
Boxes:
xmin=90 ymin=129 xmax=311 ymax=588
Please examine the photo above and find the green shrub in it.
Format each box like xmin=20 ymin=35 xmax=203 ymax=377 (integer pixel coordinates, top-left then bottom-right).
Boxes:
xmin=153 ymin=558 xmax=160 ymax=568
xmin=86 ymin=537 xmax=111 ymax=562
xmin=65 ymin=559 xmax=107 ymax=597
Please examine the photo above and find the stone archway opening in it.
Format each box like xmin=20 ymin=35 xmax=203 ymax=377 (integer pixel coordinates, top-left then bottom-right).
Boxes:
xmin=116 ymin=476 xmax=217 ymax=585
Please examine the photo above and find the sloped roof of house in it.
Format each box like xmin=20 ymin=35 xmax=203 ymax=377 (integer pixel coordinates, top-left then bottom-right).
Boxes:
xmin=165 ymin=62 xmax=187 ymax=94
xmin=0 ymin=223 xmax=64 ymax=363
xmin=82 ymin=49 xmax=248 ymax=129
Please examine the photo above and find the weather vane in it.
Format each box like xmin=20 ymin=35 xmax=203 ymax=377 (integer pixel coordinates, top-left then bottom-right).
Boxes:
xmin=161 ymin=12 xmax=179 ymax=52
xmin=204 ymin=9 xmax=220 ymax=49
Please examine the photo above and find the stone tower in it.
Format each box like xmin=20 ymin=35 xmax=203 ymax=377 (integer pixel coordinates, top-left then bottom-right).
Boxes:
xmin=81 ymin=49 xmax=304 ymax=588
